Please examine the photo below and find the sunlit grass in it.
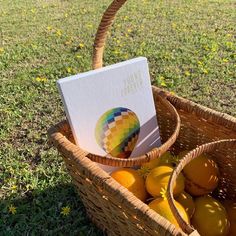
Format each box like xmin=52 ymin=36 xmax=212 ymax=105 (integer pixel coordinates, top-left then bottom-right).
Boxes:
xmin=0 ymin=0 xmax=235 ymax=234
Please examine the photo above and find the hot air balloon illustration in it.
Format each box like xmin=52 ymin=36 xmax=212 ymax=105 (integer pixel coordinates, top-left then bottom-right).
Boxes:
xmin=95 ymin=107 xmax=140 ymax=159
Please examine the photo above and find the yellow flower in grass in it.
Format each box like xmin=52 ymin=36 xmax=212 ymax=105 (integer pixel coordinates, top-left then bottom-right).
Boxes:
xmin=202 ymin=69 xmax=208 ymax=74
xmin=198 ymin=61 xmax=203 ymax=66
xmin=184 ymin=71 xmax=191 ymax=77
xmin=11 ymin=185 xmax=17 ymax=190
xmin=0 ymin=48 xmax=4 ymax=54
xmin=123 ymin=54 xmax=129 ymax=59
xmin=56 ymin=29 xmax=62 ymax=37
xmin=9 ymin=205 xmax=17 ymax=214
xmin=86 ymin=24 xmax=93 ymax=29
xmin=159 ymin=76 xmax=167 ymax=87
xmin=31 ymin=44 xmax=38 ymax=49
xmin=225 ymin=41 xmax=233 ymax=48
xmin=35 ymin=77 xmax=47 ymax=82
xmin=67 ymin=67 xmax=72 ymax=73
xmin=171 ymin=23 xmax=177 ymax=29
xmin=79 ymin=43 xmax=84 ymax=48
xmin=47 ymin=26 xmax=52 ymax=31
xmin=1 ymin=11 xmax=7 ymax=16
xmin=222 ymin=58 xmax=229 ymax=63
xmin=61 ymin=206 xmax=71 ymax=216
xmin=160 ymin=81 xmax=167 ymax=87
xmin=81 ymin=8 xmax=87 ymax=14
xmin=113 ymin=49 xmax=120 ymax=55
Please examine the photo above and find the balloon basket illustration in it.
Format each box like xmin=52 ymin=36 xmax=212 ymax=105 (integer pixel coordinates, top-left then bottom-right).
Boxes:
xmin=95 ymin=107 xmax=140 ymax=159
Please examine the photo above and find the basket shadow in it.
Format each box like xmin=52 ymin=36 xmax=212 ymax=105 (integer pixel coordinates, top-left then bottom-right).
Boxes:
xmin=0 ymin=183 xmax=105 ymax=236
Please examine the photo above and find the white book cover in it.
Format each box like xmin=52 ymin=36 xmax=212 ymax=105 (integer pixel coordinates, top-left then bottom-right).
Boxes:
xmin=57 ymin=57 xmax=161 ymax=172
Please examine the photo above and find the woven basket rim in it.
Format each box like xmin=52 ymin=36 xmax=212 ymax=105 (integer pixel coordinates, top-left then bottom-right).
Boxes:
xmin=48 ymin=118 xmax=186 ymax=236
xmin=155 ymin=87 xmax=236 ymax=131
xmin=48 ymin=88 xmax=236 ymax=236
xmin=167 ymin=139 xmax=236 ymax=234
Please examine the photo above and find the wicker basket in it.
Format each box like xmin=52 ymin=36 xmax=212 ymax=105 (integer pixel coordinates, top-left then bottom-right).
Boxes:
xmin=167 ymin=139 xmax=236 ymax=235
xmin=48 ymin=0 xmax=236 ymax=235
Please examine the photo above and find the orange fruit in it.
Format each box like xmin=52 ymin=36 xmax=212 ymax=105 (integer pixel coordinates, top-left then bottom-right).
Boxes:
xmin=192 ymin=195 xmax=230 ymax=236
xmin=149 ymin=197 xmax=189 ymax=229
xmin=139 ymin=152 xmax=176 ymax=178
xmin=223 ymin=200 xmax=236 ymax=236
xmin=176 ymin=191 xmax=195 ymax=218
xmin=111 ymin=168 xmax=147 ymax=202
xmin=183 ymin=154 xmax=219 ymax=196
xmin=145 ymin=165 xmax=185 ymax=197
xmin=141 ymin=151 xmax=179 ymax=170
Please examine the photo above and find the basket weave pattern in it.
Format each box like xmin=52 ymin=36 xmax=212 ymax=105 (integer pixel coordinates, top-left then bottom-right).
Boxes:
xmin=49 ymin=91 xmax=236 ymax=235
xmin=167 ymin=139 xmax=236 ymax=234
xmin=48 ymin=0 xmax=236 ymax=235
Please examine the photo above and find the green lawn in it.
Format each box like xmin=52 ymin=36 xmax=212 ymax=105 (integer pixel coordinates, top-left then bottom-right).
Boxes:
xmin=0 ymin=0 xmax=235 ymax=235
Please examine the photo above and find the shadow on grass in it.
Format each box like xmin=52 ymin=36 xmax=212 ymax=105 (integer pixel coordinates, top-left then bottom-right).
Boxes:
xmin=0 ymin=184 xmax=105 ymax=236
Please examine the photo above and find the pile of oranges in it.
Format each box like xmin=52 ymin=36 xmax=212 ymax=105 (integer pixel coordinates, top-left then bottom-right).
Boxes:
xmin=110 ymin=151 xmax=235 ymax=236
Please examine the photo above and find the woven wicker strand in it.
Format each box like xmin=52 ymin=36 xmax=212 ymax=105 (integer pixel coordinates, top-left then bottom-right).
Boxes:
xmin=155 ymin=87 xmax=236 ymax=131
xmin=93 ymin=0 xmax=127 ymax=69
xmin=167 ymin=139 xmax=236 ymax=234
xmin=49 ymin=120 xmax=186 ymax=236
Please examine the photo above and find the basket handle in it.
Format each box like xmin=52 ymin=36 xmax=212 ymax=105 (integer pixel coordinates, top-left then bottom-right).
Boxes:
xmin=167 ymin=139 xmax=236 ymax=235
xmin=91 ymin=0 xmax=181 ymax=167
xmin=93 ymin=0 xmax=127 ymax=69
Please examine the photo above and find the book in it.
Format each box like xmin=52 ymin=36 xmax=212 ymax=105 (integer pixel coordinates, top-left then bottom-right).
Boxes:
xmin=57 ymin=57 xmax=161 ymax=172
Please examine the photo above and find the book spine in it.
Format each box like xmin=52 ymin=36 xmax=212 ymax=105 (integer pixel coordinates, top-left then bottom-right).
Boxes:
xmin=57 ymin=82 xmax=79 ymax=146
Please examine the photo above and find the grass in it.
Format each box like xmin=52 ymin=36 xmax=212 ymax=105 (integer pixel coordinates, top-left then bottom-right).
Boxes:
xmin=0 ymin=0 xmax=235 ymax=234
